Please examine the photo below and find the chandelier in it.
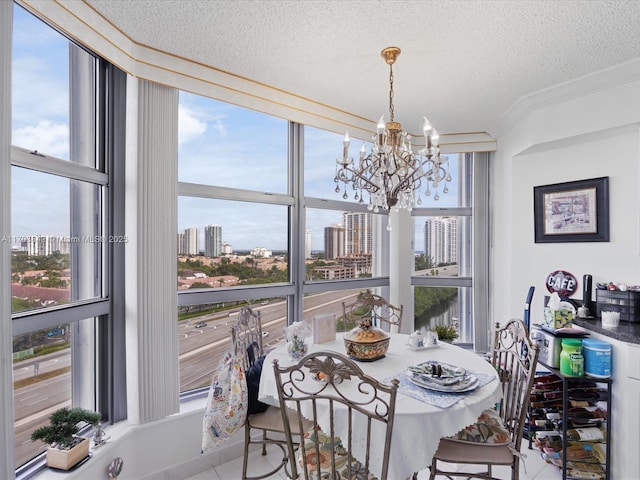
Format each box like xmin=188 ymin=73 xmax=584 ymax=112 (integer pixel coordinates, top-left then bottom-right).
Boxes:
xmin=334 ymin=46 xmax=450 ymax=212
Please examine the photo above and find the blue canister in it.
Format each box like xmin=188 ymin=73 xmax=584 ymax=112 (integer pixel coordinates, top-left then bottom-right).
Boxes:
xmin=582 ymin=338 xmax=612 ymax=378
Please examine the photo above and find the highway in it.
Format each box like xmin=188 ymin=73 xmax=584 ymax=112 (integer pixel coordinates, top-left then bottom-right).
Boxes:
xmin=12 ymin=290 xmax=358 ymax=466
xmin=177 ymin=290 xmax=357 ymax=390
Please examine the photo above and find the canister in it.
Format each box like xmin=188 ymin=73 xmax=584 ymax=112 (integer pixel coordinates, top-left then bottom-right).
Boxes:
xmin=560 ymin=338 xmax=584 ymax=377
xmin=582 ymin=338 xmax=612 ymax=378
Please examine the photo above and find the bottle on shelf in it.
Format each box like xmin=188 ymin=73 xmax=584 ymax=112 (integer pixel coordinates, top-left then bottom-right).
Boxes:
xmin=565 ymin=426 xmax=605 ymax=442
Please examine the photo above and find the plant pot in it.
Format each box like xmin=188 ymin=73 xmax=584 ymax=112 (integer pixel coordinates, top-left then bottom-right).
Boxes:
xmin=46 ymin=436 xmax=90 ymax=470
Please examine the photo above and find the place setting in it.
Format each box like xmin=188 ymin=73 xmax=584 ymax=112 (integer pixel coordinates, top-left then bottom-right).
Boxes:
xmin=406 ymin=361 xmax=479 ymax=393
xmin=386 ymin=359 xmax=496 ymax=408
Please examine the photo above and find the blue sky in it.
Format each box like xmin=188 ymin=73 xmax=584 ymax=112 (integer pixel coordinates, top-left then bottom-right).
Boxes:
xmin=11 ymin=5 xmax=458 ymax=253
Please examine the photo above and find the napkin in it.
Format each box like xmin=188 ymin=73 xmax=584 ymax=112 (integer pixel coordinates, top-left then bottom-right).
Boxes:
xmin=407 ymin=361 xmax=467 ymax=386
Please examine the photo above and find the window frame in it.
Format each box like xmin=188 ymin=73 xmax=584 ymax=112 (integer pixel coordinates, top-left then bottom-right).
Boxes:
xmin=175 ymin=120 xmax=490 ymax=399
xmin=9 ymin=10 xmax=126 ymax=472
xmin=411 ymin=152 xmax=490 ymax=351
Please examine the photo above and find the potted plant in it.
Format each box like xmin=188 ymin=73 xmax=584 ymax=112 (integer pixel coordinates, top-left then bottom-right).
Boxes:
xmin=432 ymin=324 xmax=459 ymax=343
xmin=31 ymin=407 xmax=101 ymax=470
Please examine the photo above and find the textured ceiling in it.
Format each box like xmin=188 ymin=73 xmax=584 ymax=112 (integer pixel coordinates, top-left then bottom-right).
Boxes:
xmin=86 ymin=0 xmax=640 ymax=136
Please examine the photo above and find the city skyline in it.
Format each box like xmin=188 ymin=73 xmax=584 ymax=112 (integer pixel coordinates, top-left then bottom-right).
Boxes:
xmin=176 ymin=212 xmax=375 ymax=257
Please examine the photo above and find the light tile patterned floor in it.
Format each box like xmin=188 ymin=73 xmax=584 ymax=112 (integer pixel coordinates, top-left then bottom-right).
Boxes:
xmin=186 ymin=440 xmax=563 ymax=480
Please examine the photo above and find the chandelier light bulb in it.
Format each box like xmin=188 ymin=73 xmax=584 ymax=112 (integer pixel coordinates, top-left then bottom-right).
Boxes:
xmin=432 ymin=128 xmax=439 ymax=147
xmin=423 ymin=116 xmax=433 ymax=135
xmin=343 ymin=131 xmax=351 ymax=160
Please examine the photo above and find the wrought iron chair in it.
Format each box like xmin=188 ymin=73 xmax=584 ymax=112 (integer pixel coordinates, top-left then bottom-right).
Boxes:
xmin=232 ymin=306 xmax=264 ymax=371
xmin=427 ymin=319 xmax=539 ymax=480
xmin=273 ymin=350 xmax=400 ymax=480
xmin=341 ymin=291 xmax=403 ymax=333
xmin=232 ymin=307 xmax=311 ymax=480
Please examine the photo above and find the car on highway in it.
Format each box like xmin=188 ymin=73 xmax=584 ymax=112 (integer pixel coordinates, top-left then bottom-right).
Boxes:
xmin=194 ymin=322 xmax=207 ymax=328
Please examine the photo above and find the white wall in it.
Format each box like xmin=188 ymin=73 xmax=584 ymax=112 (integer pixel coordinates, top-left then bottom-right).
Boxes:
xmin=491 ymin=63 xmax=640 ymax=480
xmin=35 ymin=400 xmax=245 ymax=480
xmin=491 ymin=62 xmax=640 ymax=326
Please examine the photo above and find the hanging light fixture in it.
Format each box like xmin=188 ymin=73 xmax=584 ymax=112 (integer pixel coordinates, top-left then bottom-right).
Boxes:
xmin=335 ymin=46 xmax=450 ymax=213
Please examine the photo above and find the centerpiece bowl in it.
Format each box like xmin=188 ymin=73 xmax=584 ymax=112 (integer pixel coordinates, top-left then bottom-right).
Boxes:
xmin=343 ymin=318 xmax=389 ymax=361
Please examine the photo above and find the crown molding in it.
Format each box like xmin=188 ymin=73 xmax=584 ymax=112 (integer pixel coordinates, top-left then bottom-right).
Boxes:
xmin=491 ymin=57 xmax=640 ymax=139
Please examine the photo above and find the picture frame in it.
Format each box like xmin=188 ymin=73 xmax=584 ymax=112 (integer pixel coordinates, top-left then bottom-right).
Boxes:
xmin=534 ymin=177 xmax=609 ymax=243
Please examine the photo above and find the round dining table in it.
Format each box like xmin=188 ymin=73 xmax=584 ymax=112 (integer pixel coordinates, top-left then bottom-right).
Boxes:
xmin=258 ymin=333 xmax=502 ymax=479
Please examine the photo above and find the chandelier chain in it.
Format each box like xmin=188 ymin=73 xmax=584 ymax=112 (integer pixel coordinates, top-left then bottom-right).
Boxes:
xmin=388 ymin=64 xmax=394 ymax=123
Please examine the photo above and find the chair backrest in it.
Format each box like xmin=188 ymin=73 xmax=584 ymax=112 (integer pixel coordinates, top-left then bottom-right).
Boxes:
xmin=341 ymin=292 xmax=403 ymax=333
xmin=231 ymin=306 xmax=263 ymax=371
xmin=490 ymin=319 xmax=540 ymax=451
xmin=273 ymin=351 xmax=399 ymax=480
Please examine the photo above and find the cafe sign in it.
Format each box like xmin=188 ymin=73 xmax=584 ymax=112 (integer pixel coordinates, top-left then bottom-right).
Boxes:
xmin=545 ymin=270 xmax=578 ymax=297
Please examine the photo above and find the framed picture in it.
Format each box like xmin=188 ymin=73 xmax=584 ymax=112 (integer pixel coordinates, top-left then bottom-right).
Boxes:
xmin=534 ymin=177 xmax=609 ymax=243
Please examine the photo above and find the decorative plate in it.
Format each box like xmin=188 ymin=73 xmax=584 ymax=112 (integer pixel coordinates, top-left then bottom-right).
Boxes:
xmin=407 ymin=371 xmax=479 ymax=393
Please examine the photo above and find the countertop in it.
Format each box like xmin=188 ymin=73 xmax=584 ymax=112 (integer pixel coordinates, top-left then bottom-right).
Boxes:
xmin=572 ymin=316 xmax=640 ymax=344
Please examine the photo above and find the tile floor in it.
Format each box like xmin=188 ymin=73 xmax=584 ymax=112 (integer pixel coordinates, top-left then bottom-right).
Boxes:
xmin=186 ymin=439 xmax=563 ymax=480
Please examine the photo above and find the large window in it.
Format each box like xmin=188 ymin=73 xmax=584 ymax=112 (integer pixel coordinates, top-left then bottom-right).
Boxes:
xmin=177 ymin=92 xmax=293 ymax=394
xmin=412 ymin=153 xmax=488 ymax=348
xmin=10 ymin=5 xmax=123 ymax=471
xmin=176 ymin=58 xmax=487 ymax=399
xmin=304 ymin=127 xmax=389 ymax=283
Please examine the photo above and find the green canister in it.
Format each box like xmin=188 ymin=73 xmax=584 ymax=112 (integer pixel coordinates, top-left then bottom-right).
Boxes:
xmin=560 ymin=338 xmax=584 ymax=377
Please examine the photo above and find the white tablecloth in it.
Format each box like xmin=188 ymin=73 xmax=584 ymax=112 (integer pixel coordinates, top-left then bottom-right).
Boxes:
xmin=259 ymin=333 xmax=502 ymax=479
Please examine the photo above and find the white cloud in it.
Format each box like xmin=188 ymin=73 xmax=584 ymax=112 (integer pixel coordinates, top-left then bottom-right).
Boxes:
xmin=209 ymin=117 xmax=228 ymax=138
xmin=12 ymin=121 xmax=69 ymax=159
xmin=178 ymin=104 xmax=208 ymax=144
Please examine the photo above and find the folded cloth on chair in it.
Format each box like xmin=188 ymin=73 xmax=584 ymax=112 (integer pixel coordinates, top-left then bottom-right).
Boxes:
xmin=447 ymin=408 xmax=511 ymax=445
xmin=245 ymin=355 xmax=269 ymax=414
xmin=201 ymin=350 xmax=248 ymax=453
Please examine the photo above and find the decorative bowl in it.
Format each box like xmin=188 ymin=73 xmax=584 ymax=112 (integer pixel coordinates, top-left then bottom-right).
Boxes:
xmin=343 ymin=319 xmax=390 ymax=361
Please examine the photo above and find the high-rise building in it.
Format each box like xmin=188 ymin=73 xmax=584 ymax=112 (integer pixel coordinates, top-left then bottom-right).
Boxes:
xmin=343 ymin=212 xmax=373 ymax=255
xmin=178 ymin=227 xmax=199 ymax=255
xmin=221 ymin=242 xmax=233 ymax=255
xmin=424 ymin=217 xmax=458 ymax=266
xmin=305 ymin=229 xmax=312 ymax=259
xmin=204 ymin=225 xmax=222 ymax=257
xmin=23 ymin=235 xmax=70 ymax=256
xmin=442 ymin=217 xmax=458 ymax=264
xmin=324 ymin=224 xmax=344 ymax=260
